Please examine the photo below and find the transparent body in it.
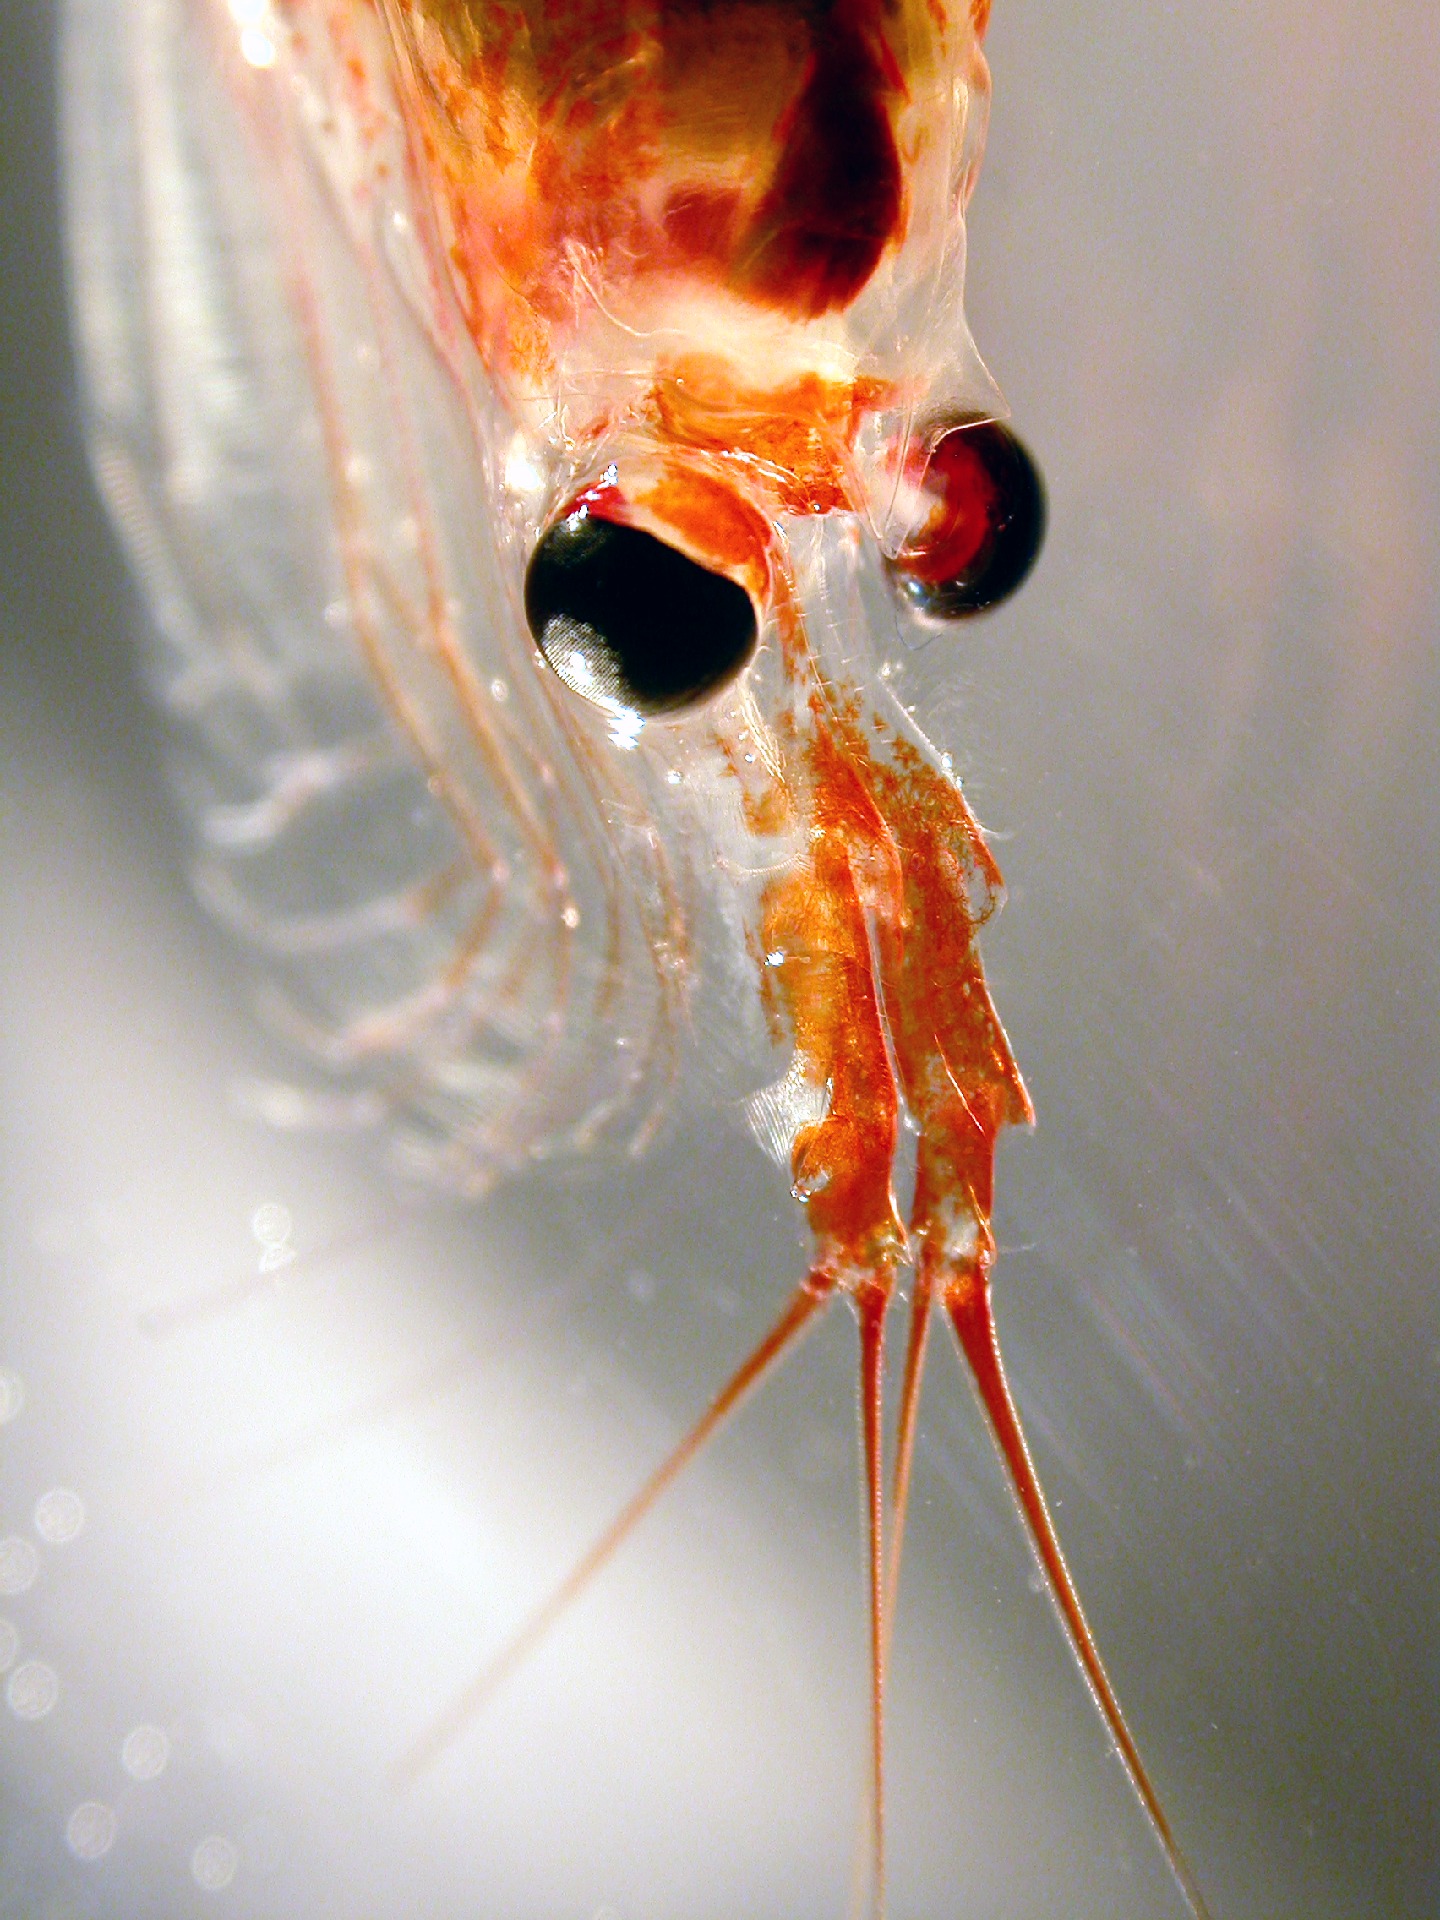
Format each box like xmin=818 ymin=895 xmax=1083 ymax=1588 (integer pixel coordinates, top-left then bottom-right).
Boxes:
xmin=63 ymin=0 xmax=1024 ymax=1203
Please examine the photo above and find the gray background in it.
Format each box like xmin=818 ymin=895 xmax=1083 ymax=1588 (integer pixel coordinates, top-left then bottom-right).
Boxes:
xmin=3 ymin=1 xmax=1438 ymax=1915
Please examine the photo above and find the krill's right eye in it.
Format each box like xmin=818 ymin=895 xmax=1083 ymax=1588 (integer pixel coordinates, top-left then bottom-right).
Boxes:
xmin=525 ymin=510 xmax=758 ymax=716
xmin=887 ymin=419 xmax=1046 ymax=619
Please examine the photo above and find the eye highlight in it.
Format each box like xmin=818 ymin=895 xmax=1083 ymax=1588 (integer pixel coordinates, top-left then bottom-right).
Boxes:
xmin=887 ymin=420 xmax=1046 ymax=619
xmin=525 ymin=510 xmax=759 ymax=716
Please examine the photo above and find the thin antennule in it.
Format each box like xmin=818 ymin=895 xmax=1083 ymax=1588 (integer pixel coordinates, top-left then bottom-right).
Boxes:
xmin=395 ymin=1273 xmax=834 ymax=1785
xmin=942 ymin=1257 xmax=1214 ymax=1920
xmin=855 ymin=1278 xmax=891 ymax=1920
xmin=846 ymin=1266 xmax=934 ymax=1920
xmin=884 ymin=1267 xmax=937 ymax=1639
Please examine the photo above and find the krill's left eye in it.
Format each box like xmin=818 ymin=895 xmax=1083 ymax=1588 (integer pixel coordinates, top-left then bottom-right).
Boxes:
xmin=887 ymin=420 xmax=1046 ymax=619
xmin=525 ymin=511 xmax=758 ymax=715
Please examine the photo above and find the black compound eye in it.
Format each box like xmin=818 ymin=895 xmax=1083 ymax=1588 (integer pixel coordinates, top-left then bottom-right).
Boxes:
xmin=525 ymin=510 xmax=758 ymax=715
xmin=886 ymin=419 xmax=1046 ymax=619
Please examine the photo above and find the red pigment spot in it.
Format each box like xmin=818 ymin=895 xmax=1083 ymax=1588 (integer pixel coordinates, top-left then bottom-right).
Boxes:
xmin=898 ymin=430 xmax=1002 ymax=585
xmin=566 ymin=476 xmax=628 ymax=523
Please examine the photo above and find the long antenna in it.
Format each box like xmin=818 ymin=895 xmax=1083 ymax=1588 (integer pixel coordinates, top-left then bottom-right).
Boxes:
xmin=855 ymin=1278 xmax=891 ymax=1919
xmin=943 ymin=1263 xmax=1214 ymax=1920
xmin=885 ymin=1267 xmax=937 ymax=1637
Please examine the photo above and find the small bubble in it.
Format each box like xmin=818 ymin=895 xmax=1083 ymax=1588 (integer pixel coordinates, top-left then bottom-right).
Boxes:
xmin=561 ymin=905 xmax=581 ymax=930
xmin=0 ymin=1538 xmax=40 ymax=1594
xmin=252 ymin=1201 xmax=295 ymax=1273
xmin=7 ymin=1659 xmax=59 ymax=1719
xmin=121 ymin=1724 xmax=170 ymax=1781
xmin=65 ymin=1802 xmax=118 ymax=1862
xmin=250 ymin=1203 xmax=292 ymax=1248
xmin=191 ymin=1836 xmax=239 ymax=1891
xmin=34 ymin=1490 xmax=85 ymax=1547
xmin=489 ymin=678 xmax=509 ymax=702
xmin=0 ymin=1619 xmax=17 ymax=1670
xmin=0 ymin=1369 xmax=24 ymax=1423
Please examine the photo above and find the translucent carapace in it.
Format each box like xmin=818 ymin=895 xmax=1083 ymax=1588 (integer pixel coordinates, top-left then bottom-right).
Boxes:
xmin=64 ymin=0 xmax=1207 ymax=1913
xmin=378 ymin=0 xmax=1000 ymax=459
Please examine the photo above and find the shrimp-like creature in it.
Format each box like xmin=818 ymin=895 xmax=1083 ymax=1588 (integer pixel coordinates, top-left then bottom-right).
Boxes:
xmin=64 ymin=0 xmax=1209 ymax=1912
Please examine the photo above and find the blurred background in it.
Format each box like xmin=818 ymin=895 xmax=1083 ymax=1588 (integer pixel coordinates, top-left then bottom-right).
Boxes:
xmin=2 ymin=0 xmax=1438 ymax=1915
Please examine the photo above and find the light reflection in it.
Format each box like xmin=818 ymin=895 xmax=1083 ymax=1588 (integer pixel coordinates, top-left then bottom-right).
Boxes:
xmin=0 ymin=1538 xmax=40 ymax=1595
xmin=0 ymin=1370 xmax=24 ymax=1423
xmin=120 ymin=1724 xmax=171 ymax=1781
xmin=502 ymin=435 xmax=545 ymax=496
xmin=251 ymin=1201 xmax=296 ymax=1273
xmin=6 ymin=1660 xmax=59 ymax=1720
xmin=238 ymin=25 xmax=276 ymax=68
xmin=191 ymin=1836 xmax=240 ymax=1892
xmin=33 ymin=1490 xmax=85 ymax=1546
xmin=65 ymin=1802 xmax=118 ymax=1862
